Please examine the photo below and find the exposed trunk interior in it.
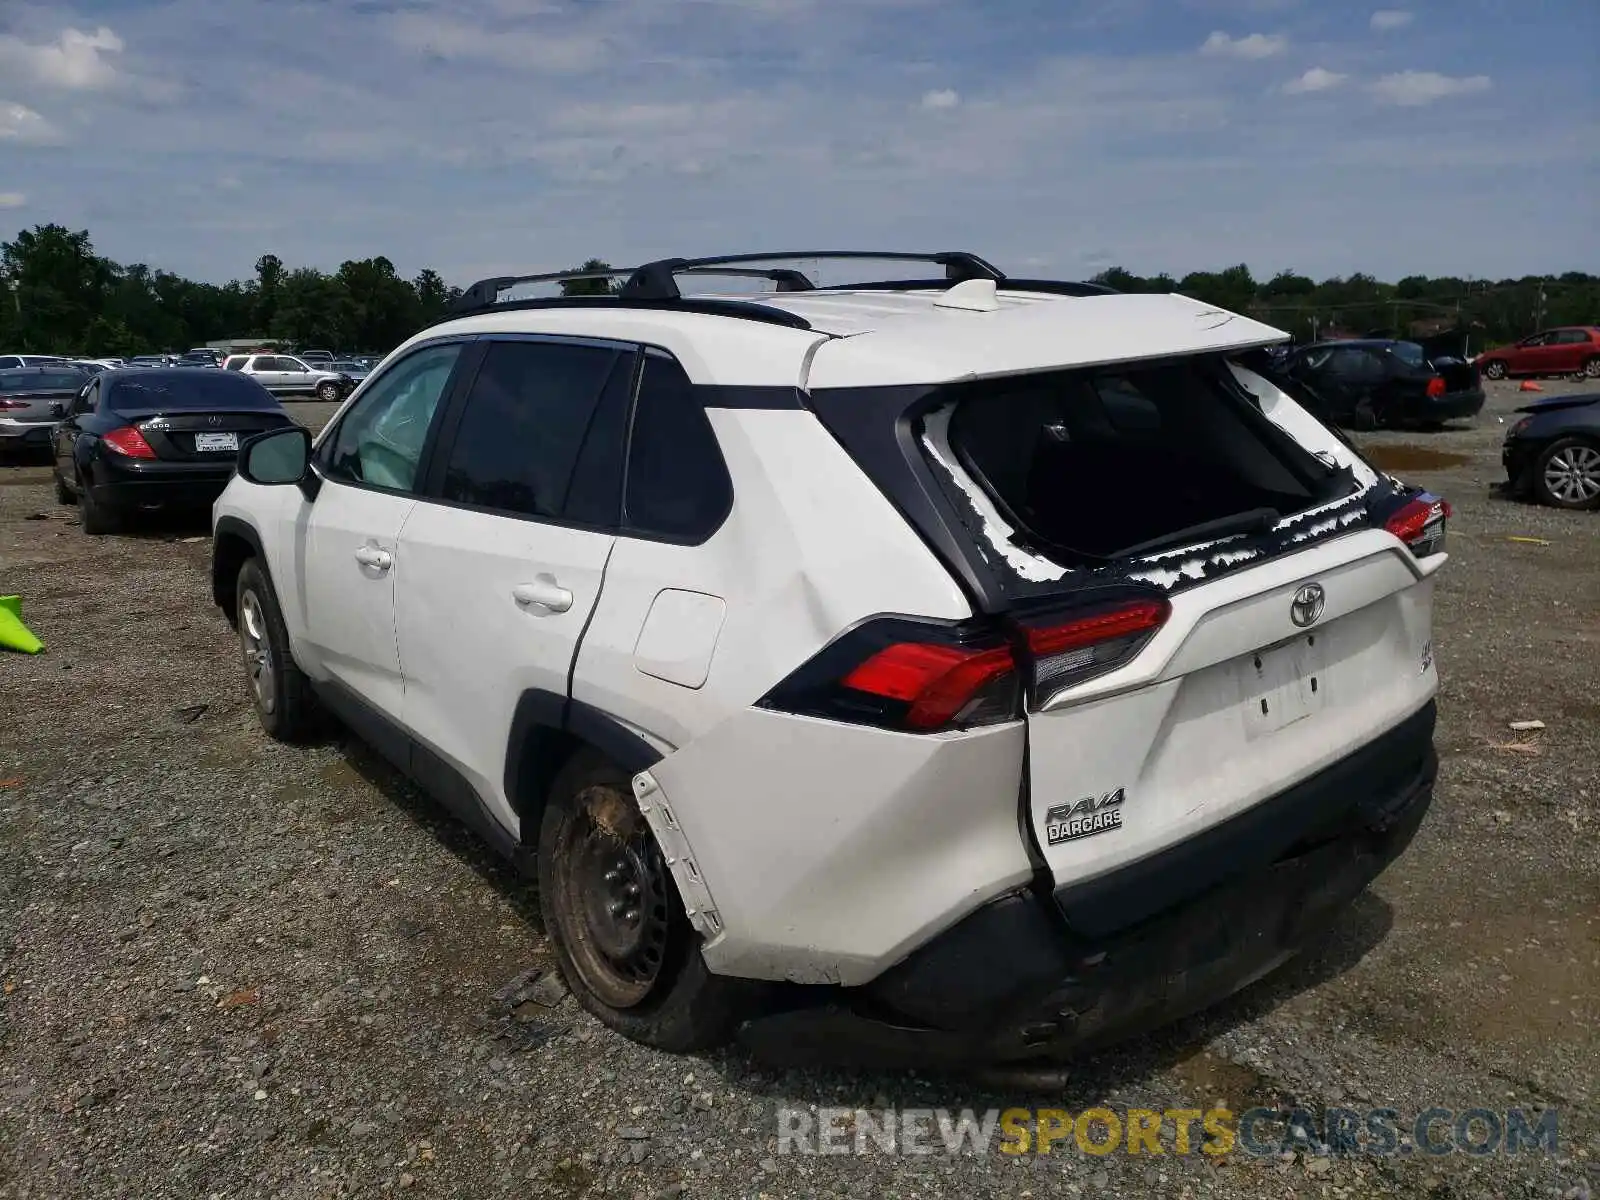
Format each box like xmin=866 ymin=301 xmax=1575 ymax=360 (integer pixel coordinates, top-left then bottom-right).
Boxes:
xmin=939 ymin=356 xmax=1354 ymax=563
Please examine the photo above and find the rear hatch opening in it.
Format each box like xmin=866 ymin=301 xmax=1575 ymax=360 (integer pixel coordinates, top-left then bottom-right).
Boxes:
xmin=922 ymin=354 xmax=1368 ymax=584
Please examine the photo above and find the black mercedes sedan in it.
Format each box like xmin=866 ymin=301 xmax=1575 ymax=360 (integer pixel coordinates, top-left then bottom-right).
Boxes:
xmin=52 ymin=367 xmax=297 ymax=534
xmin=1502 ymin=392 xmax=1600 ymax=511
xmin=1278 ymin=339 xmax=1484 ymax=430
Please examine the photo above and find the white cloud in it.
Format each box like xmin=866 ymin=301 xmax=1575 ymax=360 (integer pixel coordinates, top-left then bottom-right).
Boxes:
xmin=1199 ymin=31 xmax=1288 ymax=59
xmin=920 ymin=88 xmax=960 ymax=109
xmin=0 ymin=26 xmax=125 ymax=90
xmin=1370 ymin=10 xmax=1414 ymax=31
xmin=1370 ymin=71 xmax=1491 ymax=106
xmin=0 ymin=192 xmax=26 ymax=209
xmin=1283 ymin=67 xmax=1348 ymax=94
xmin=0 ymin=101 xmax=59 ymax=143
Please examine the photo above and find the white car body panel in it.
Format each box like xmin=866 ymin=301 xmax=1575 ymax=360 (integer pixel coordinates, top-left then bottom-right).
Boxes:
xmin=798 ymin=291 xmax=1287 ymax=389
xmin=569 ymin=408 xmax=970 ymax=749
xmin=295 ymin=481 xmax=414 ymax=716
xmin=387 ymin=309 xmax=824 ymax=387
xmin=643 ymin=712 xmax=1033 ymax=985
xmin=394 ymin=502 xmax=615 ymax=835
xmin=1025 ymin=531 xmax=1439 ymax=890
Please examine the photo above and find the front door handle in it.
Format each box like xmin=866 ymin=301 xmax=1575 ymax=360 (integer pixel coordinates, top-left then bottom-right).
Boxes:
xmin=512 ymin=575 xmax=573 ymax=614
xmin=354 ymin=546 xmax=392 ymax=571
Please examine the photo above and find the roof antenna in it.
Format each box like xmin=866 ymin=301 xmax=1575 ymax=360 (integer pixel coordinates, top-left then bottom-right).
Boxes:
xmin=933 ymin=278 xmax=1000 ymax=312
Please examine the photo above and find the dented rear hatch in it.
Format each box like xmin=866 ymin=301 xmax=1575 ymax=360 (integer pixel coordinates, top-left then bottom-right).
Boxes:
xmin=807 ymin=346 xmax=1446 ymax=909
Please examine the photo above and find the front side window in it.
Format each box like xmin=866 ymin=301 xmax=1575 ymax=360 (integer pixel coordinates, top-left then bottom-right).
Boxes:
xmin=322 ymin=343 xmax=462 ymax=492
xmin=439 ymin=339 xmax=623 ymax=520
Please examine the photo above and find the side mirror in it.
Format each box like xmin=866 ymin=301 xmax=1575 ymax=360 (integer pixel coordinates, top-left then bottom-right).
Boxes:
xmin=238 ymin=426 xmax=312 ymax=486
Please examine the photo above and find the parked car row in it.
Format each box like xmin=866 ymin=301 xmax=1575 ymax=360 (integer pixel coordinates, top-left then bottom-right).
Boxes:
xmin=1271 ymin=338 xmax=1485 ymax=431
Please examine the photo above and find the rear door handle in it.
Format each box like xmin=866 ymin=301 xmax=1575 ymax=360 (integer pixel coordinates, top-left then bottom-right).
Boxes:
xmin=354 ymin=546 xmax=392 ymax=571
xmin=512 ymin=576 xmax=573 ymax=614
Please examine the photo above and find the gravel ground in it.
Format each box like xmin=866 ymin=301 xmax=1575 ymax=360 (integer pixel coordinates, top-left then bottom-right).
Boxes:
xmin=0 ymin=382 xmax=1596 ymax=1200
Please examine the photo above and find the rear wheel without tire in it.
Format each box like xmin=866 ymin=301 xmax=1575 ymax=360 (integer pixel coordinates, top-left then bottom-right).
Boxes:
xmin=236 ymin=558 xmax=318 ymax=740
xmin=538 ymin=751 xmax=745 ymax=1052
xmin=1534 ymin=437 xmax=1600 ymax=510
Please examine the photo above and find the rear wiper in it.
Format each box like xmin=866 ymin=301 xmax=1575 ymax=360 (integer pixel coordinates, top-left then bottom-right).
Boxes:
xmin=1117 ymin=507 xmax=1280 ymax=559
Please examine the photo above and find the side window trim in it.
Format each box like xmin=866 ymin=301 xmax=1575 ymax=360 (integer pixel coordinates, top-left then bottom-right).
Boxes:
xmin=312 ymin=336 xmax=478 ymax=498
xmin=415 ymin=333 xmax=640 ymax=529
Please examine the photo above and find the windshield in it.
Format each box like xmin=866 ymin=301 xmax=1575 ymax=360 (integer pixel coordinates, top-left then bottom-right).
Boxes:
xmin=0 ymin=371 xmax=85 ymax=392
xmin=1388 ymin=341 xmax=1427 ymax=367
xmin=110 ymin=374 xmax=277 ymax=409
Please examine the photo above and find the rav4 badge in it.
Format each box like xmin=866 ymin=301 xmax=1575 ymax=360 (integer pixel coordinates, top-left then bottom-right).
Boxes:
xmin=1045 ymin=788 xmax=1126 ymax=845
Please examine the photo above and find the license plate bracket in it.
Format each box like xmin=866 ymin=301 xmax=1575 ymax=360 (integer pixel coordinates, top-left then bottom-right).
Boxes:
xmin=195 ymin=432 xmax=238 ymax=453
xmin=1241 ymin=634 xmax=1326 ymax=738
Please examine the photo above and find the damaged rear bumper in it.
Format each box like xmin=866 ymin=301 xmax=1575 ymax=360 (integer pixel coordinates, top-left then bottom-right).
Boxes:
xmin=735 ymin=700 xmax=1437 ymax=1069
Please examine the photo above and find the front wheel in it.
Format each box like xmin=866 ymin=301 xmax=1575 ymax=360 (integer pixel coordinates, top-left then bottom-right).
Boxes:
xmin=1582 ymin=357 xmax=1600 ymax=379
xmin=316 ymin=381 xmax=342 ymax=402
xmin=54 ymin=468 xmax=75 ymax=506
xmin=537 ymin=752 xmax=746 ymax=1052
xmin=1534 ymin=437 xmax=1600 ymax=510
xmin=1482 ymin=360 xmax=1508 ymax=381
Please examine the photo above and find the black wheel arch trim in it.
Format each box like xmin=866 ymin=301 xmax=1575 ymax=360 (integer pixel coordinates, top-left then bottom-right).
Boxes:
xmin=504 ymin=689 xmax=667 ymax=831
xmin=212 ymin=515 xmax=266 ymax=615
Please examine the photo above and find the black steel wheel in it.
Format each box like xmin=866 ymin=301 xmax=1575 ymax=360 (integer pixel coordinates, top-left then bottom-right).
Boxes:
xmin=537 ymin=751 xmax=754 ymax=1051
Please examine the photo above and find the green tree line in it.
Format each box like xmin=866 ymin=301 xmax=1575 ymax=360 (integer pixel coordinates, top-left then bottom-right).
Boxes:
xmin=2 ymin=223 xmax=1595 ymax=357
xmin=1089 ymin=264 xmax=1599 ymax=352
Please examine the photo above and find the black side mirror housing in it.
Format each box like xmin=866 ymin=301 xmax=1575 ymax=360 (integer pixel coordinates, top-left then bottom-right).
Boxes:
xmin=238 ymin=426 xmax=312 ymax=487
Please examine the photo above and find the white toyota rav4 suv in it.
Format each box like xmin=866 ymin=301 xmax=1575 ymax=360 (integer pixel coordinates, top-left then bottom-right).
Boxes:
xmin=211 ymin=251 xmax=1449 ymax=1067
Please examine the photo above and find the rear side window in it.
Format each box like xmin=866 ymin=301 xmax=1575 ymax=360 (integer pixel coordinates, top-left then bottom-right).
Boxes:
xmin=440 ymin=340 xmax=623 ymax=520
xmin=623 ymin=351 xmax=732 ymax=542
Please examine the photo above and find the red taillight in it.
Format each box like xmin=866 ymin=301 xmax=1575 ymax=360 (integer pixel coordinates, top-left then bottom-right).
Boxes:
xmin=1020 ymin=599 xmax=1170 ymax=699
xmin=759 ymin=617 xmax=1020 ymax=732
xmin=103 ymin=425 xmax=158 ymax=459
xmin=1384 ymin=495 xmax=1450 ymax=555
xmin=1426 ymin=376 xmax=1446 ymax=398
xmin=842 ymin=641 xmax=1017 ymax=730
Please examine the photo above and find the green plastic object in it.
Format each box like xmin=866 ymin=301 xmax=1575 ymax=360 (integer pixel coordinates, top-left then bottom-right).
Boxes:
xmin=0 ymin=595 xmax=44 ymax=654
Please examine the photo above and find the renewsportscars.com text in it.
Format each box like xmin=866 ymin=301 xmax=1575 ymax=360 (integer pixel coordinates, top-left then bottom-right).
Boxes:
xmin=776 ymin=1105 xmax=1560 ymax=1159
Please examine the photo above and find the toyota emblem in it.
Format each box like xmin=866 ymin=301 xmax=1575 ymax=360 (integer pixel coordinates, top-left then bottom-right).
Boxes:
xmin=1290 ymin=583 xmax=1326 ymax=628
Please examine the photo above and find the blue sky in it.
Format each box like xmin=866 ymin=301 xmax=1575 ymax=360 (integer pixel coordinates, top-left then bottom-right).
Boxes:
xmin=1 ymin=0 xmax=1596 ymax=287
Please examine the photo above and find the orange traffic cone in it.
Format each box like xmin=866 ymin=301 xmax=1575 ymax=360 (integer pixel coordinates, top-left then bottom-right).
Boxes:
xmin=1518 ymin=380 xmax=1543 ymax=392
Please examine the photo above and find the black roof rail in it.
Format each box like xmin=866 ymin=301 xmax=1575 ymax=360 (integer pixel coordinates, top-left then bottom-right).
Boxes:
xmin=617 ymin=250 xmax=1003 ymax=300
xmin=677 ymin=265 xmax=816 ymax=292
xmin=430 ymin=294 xmax=814 ymax=332
xmin=445 ymin=252 xmax=1117 ymax=326
xmin=451 ymin=267 xmax=633 ymax=312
